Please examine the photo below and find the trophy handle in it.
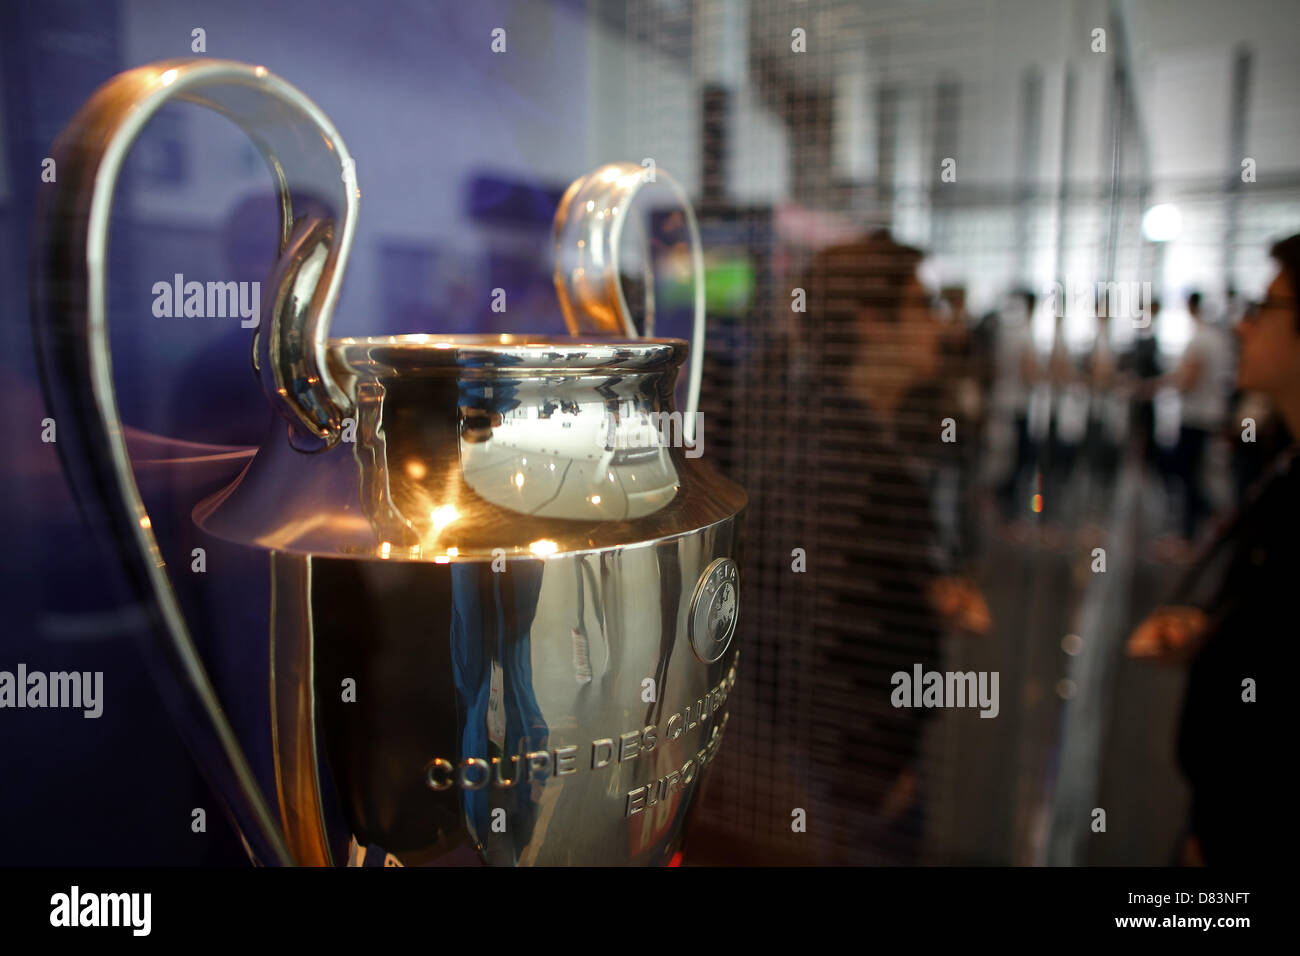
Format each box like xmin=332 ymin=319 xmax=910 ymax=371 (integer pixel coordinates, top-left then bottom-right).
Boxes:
xmin=553 ymin=163 xmax=707 ymax=440
xmin=31 ymin=59 xmax=361 ymax=865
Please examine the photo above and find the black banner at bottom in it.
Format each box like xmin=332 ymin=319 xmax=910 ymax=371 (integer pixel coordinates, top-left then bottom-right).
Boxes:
xmin=0 ymin=865 xmax=1268 ymax=942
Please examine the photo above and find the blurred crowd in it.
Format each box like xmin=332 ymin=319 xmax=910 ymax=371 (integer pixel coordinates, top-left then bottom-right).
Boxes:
xmin=783 ymin=230 xmax=1296 ymax=866
xmin=961 ymin=282 xmax=1291 ymax=554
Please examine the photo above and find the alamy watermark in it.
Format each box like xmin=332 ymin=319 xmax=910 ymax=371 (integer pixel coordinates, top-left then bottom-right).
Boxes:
xmin=152 ymin=273 xmax=260 ymax=328
xmin=890 ymin=664 xmax=999 ymax=718
xmin=1044 ymin=278 xmax=1153 ymax=328
xmin=50 ymin=886 xmax=150 ymax=936
xmin=0 ymin=664 xmax=103 ymax=718
xmin=608 ymin=410 xmax=704 ymax=459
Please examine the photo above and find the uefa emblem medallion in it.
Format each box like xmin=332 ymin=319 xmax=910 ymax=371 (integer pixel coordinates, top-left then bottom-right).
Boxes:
xmin=689 ymin=558 xmax=739 ymax=663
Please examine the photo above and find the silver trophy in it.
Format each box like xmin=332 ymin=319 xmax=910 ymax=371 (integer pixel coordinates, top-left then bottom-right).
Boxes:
xmin=32 ymin=59 xmax=745 ymax=866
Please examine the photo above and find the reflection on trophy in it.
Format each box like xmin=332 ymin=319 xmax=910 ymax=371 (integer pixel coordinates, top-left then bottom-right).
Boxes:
xmin=32 ymin=59 xmax=745 ymax=866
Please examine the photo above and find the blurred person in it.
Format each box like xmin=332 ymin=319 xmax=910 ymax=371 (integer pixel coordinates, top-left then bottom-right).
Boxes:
xmin=1126 ymin=297 xmax=1194 ymax=552
xmin=1160 ymin=291 xmax=1233 ymax=544
xmin=792 ymin=232 xmax=990 ymax=864
xmin=1227 ymin=296 xmax=1294 ymax=503
xmin=938 ymin=286 xmax=970 ymax=327
xmin=1230 ymin=385 xmax=1292 ymax=502
xmin=992 ymin=289 xmax=1042 ymax=523
xmin=1125 ymin=297 xmax=1165 ymax=468
xmin=1044 ymin=310 xmax=1090 ymax=532
xmin=937 ymin=287 xmax=985 ymax=565
xmin=1126 ymin=235 xmax=1300 ymax=868
xmin=1080 ymin=310 xmax=1128 ymax=528
xmin=970 ymin=305 xmax=1000 ymax=403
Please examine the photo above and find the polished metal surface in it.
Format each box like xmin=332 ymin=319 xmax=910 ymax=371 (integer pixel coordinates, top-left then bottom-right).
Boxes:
xmin=553 ymin=162 xmax=708 ymax=437
xmin=196 ymin=335 xmax=744 ymax=559
xmin=32 ymin=57 xmax=744 ymax=866
xmin=261 ymin=211 xmax=356 ymax=451
xmin=247 ymin=334 xmax=746 ymax=865
xmin=273 ymin=523 xmax=742 ymax=866
xmin=32 ymin=58 xmax=361 ymax=867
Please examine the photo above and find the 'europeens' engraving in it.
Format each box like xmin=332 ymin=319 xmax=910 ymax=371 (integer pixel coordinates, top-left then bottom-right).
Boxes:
xmin=626 ymin=712 xmax=730 ymax=817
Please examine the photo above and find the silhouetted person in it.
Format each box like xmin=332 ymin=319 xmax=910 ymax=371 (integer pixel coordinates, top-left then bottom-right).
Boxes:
xmin=1127 ymin=298 xmax=1165 ymax=471
xmin=1128 ymin=235 xmax=1300 ymax=867
xmin=1045 ymin=309 xmax=1088 ymax=526
xmin=1081 ymin=310 xmax=1127 ymax=521
xmin=1164 ymin=291 xmax=1232 ymax=541
xmin=791 ymin=232 xmax=989 ymax=864
xmin=992 ymin=289 xmax=1041 ymax=521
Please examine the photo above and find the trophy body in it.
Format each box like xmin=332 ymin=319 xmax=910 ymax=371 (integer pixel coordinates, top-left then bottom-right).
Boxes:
xmin=272 ymin=531 xmax=739 ymax=866
xmin=226 ymin=337 xmax=746 ymax=866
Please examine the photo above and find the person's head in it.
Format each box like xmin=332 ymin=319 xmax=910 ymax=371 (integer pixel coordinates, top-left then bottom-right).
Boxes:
xmin=1187 ymin=290 xmax=1203 ymax=321
xmin=1236 ymin=234 xmax=1300 ymax=398
xmin=940 ymin=286 xmax=967 ymax=320
xmin=1136 ymin=296 xmax=1162 ymax=338
xmin=803 ymin=232 xmax=940 ymax=400
xmin=1002 ymin=287 xmax=1035 ymax=324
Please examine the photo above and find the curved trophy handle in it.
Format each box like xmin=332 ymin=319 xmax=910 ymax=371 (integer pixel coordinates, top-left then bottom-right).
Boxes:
xmin=31 ymin=59 xmax=360 ymax=865
xmin=553 ymin=162 xmax=707 ymax=440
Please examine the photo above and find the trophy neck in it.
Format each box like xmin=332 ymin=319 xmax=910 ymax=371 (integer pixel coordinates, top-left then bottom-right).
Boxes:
xmin=194 ymin=335 xmax=744 ymax=560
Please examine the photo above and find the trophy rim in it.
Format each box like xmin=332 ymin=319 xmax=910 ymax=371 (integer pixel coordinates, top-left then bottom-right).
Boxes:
xmin=329 ymin=334 xmax=689 ymax=374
